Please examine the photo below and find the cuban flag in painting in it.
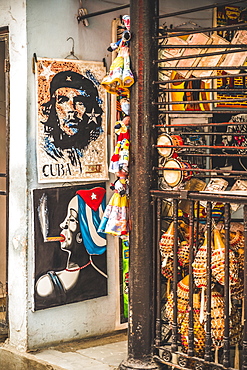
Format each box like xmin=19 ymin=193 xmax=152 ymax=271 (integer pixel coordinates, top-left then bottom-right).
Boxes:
xmin=76 ymin=187 xmax=107 ymax=255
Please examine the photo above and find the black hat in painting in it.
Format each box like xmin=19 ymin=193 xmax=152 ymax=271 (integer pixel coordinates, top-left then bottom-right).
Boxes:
xmin=50 ymin=71 xmax=98 ymax=97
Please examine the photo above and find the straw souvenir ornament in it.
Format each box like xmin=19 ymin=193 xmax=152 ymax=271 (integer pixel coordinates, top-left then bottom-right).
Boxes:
xmin=192 ymin=231 xmax=211 ymax=323
xmin=180 ymin=293 xmax=205 ymax=357
xmin=210 ymin=289 xmax=224 ymax=361
xmin=178 ymin=241 xmax=190 ymax=268
xmin=210 ymin=288 xmax=242 ymax=363
xmin=159 ymin=222 xmax=175 ymax=268
xmin=192 ymin=231 xmax=208 ymax=289
xmin=229 ymin=230 xmax=244 ymax=252
xmin=161 ymin=257 xmax=173 ymax=280
xmin=164 ymin=275 xmax=190 ymax=327
xmin=231 ymin=248 xmax=244 ymax=301
xmin=211 ymin=229 xmax=239 ymax=288
xmin=230 ymin=302 xmax=242 ymax=369
xmin=178 ymin=219 xmax=190 ymax=241
xmin=229 ymin=303 xmax=242 ymax=347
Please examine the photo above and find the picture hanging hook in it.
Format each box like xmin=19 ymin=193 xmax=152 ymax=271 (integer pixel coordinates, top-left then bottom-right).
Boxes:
xmin=65 ymin=37 xmax=79 ymax=59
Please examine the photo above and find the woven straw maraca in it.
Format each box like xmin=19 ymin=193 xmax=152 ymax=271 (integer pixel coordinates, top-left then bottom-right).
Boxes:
xmin=229 ymin=302 xmax=242 ymax=346
xmin=161 ymin=257 xmax=173 ymax=280
xmin=160 ymin=222 xmax=174 ymax=268
xmin=192 ymin=232 xmax=208 ymax=289
xmin=178 ymin=241 xmax=190 ymax=268
xmin=211 ymin=289 xmax=224 ymax=349
xmin=231 ymin=247 xmax=244 ymax=301
xmin=192 ymin=232 xmax=211 ymax=323
xmin=229 ymin=230 xmax=244 ymax=253
xmin=211 ymin=229 xmax=239 ymax=287
xmin=164 ymin=275 xmax=190 ymax=326
xmin=180 ymin=292 xmax=205 ymax=357
xmin=210 ymin=289 xmax=242 ymax=349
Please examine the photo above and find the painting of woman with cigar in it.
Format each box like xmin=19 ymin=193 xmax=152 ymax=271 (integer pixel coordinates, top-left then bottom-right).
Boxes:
xmin=33 ymin=184 xmax=107 ymax=310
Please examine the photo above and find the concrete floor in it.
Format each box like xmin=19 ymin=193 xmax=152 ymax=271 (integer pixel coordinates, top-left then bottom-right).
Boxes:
xmin=33 ymin=331 xmax=128 ymax=370
xmin=0 ymin=331 xmax=128 ymax=370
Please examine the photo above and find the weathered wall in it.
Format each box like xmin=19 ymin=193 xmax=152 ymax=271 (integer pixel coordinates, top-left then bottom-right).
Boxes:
xmin=0 ymin=0 xmax=127 ymax=351
xmin=0 ymin=0 xmax=28 ymax=352
xmin=25 ymin=0 xmax=127 ymax=350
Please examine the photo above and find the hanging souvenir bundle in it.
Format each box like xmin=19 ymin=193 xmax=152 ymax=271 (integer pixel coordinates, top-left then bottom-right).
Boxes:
xmin=180 ymin=293 xmax=205 ymax=356
xmin=211 ymin=229 xmax=239 ymax=287
xmin=101 ymin=15 xmax=134 ymax=95
xmin=99 ymin=16 xmax=134 ymax=241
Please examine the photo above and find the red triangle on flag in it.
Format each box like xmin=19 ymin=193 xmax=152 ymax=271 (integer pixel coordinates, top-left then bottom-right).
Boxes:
xmin=76 ymin=187 xmax=106 ymax=212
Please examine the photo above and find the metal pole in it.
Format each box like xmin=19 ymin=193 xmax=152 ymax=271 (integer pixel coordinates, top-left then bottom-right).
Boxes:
xmin=77 ymin=4 xmax=130 ymax=22
xmin=118 ymin=0 xmax=159 ymax=369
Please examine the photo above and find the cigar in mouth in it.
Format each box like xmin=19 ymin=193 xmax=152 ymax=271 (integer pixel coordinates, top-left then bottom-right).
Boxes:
xmin=46 ymin=235 xmax=66 ymax=242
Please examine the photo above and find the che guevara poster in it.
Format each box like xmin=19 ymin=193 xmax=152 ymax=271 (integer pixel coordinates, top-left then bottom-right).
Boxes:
xmin=35 ymin=57 xmax=108 ymax=183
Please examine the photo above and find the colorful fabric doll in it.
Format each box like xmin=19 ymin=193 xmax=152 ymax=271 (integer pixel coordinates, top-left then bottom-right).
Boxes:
xmin=109 ymin=116 xmax=130 ymax=174
xmin=98 ymin=168 xmax=129 ymax=237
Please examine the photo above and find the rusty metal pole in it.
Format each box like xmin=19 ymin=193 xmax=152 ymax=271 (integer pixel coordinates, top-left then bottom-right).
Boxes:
xmin=119 ymin=0 xmax=159 ymax=369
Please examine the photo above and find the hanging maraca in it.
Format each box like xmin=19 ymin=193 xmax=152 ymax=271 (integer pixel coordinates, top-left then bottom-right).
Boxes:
xmin=180 ymin=292 xmax=205 ymax=357
xmin=159 ymin=222 xmax=175 ymax=268
xmin=192 ymin=231 xmax=211 ymax=323
xmin=211 ymin=228 xmax=239 ymax=288
xmin=164 ymin=275 xmax=190 ymax=327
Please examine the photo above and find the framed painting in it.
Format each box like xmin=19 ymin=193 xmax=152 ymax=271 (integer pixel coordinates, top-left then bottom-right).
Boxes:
xmin=35 ymin=57 xmax=108 ymax=182
xmin=33 ymin=184 xmax=107 ymax=310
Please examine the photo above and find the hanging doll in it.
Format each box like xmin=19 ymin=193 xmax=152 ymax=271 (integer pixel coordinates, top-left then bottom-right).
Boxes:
xmin=109 ymin=115 xmax=130 ymax=174
xmin=117 ymin=94 xmax=130 ymax=118
xmin=101 ymin=15 xmax=134 ymax=95
xmin=98 ymin=168 xmax=129 ymax=237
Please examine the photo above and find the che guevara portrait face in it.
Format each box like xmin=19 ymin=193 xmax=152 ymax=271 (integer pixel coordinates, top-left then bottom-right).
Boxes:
xmin=42 ymin=71 xmax=103 ymax=153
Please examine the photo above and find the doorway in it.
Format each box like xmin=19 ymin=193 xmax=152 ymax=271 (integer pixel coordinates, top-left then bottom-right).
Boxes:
xmin=0 ymin=30 xmax=9 ymax=340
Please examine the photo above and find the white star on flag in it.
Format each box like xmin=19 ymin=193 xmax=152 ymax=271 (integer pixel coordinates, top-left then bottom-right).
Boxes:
xmin=39 ymin=64 xmax=56 ymax=81
xmin=91 ymin=192 xmax=97 ymax=200
xmin=86 ymin=108 xmax=100 ymax=124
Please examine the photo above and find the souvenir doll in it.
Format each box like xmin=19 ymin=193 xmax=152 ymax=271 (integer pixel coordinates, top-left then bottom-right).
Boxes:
xmin=109 ymin=115 xmax=130 ymax=174
xmin=98 ymin=168 xmax=129 ymax=237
